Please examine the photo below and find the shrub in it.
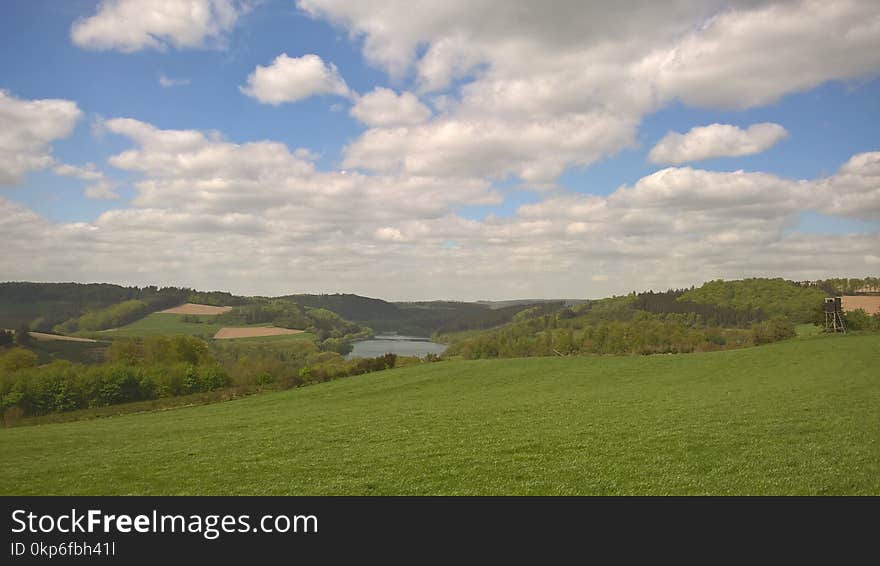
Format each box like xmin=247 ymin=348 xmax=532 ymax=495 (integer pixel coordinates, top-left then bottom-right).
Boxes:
xmin=751 ymin=316 xmax=796 ymax=345
xmin=199 ymin=365 xmax=231 ymax=390
xmin=255 ymin=372 xmax=275 ymax=386
xmin=0 ymin=348 xmax=39 ymax=373
xmin=845 ymin=309 xmax=880 ymax=332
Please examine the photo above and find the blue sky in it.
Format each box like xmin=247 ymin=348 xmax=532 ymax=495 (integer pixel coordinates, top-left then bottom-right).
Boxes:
xmin=0 ymin=0 xmax=878 ymax=299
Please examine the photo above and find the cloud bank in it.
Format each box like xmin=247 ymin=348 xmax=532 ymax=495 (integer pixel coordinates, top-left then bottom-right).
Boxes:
xmin=1 ymin=114 xmax=877 ymax=299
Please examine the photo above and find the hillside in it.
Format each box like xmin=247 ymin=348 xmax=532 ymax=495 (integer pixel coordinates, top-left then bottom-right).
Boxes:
xmin=0 ymin=282 xmax=161 ymax=331
xmin=2 ymin=333 xmax=877 ymax=495
xmin=285 ymin=293 xmax=556 ymax=335
xmin=0 ymin=282 xmax=226 ymax=332
xmin=680 ymin=278 xmax=826 ymax=322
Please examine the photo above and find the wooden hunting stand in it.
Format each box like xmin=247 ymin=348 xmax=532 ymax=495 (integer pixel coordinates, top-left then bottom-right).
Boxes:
xmin=824 ymin=297 xmax=847 ymax=333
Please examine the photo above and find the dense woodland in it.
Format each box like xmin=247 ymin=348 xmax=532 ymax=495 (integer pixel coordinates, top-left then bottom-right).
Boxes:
xmin=2 ymin=283 xmax=552 ymax=339
xmin=443 ymin=302 xmax=762 ymax=359
xmin=442 ymin=278 xmax=879 ymax=359
xmin=799 ymin=277 xmax=880 ymax=295
xmin=286 ymin=293 xmax=559 ymax=335
xmin=679 ymin=278 xmax=827 ymax=322
xmin=0 ymin=283 xmax=235 ymax=332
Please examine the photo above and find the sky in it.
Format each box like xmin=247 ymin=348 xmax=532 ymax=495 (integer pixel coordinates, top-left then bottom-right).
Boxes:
xmin=0 ymin=0 xmax=878 ymax=300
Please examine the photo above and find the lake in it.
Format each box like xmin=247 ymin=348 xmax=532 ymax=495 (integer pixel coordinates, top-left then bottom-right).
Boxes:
xmin=346 ymin=334 xmax=447 ymax=360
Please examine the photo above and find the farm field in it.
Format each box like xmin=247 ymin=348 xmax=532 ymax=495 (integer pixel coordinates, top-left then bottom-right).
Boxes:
xmin=213 ymin=327 xmax=306 ymax=339
xmin=91 ymin=313 xmax=255 ymax=338
xmin=1 ymin=333 xmax=877 ymax=495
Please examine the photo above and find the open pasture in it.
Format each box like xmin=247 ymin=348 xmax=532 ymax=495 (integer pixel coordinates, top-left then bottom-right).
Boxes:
xmin=2 ymin=333 xmax=877 ymax=495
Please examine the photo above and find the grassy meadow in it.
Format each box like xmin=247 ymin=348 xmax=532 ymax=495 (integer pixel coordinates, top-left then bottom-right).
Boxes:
xmin=1 ymin=332 xmax=877 ymax=495
xmin=88 ymin=312 xmax=311 ymax=340
xmin=90 ymin=313 xmax=227 ymax=338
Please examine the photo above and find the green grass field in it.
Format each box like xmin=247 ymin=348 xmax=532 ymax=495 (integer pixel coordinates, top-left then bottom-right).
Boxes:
xmin=90 ymin=312 xmax=296 ymax=340
xmin=1 ymin=333 xmax=877 ymax=495
xmin=795 ymin=323 xmax=823 ymax=337
xmin=90 ymin=313 xmax=226 ymax=338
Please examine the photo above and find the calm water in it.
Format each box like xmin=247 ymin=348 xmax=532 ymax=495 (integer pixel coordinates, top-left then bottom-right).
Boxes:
xmin=346 ymin=335 xmax=447 ymax=360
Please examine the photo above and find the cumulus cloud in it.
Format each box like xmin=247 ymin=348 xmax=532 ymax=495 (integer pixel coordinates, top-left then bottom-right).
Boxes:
xmin=816 ymin=151 xmax=880 ymax=222
xmin=343 ymin=112 xmax=636 ymax=187
xmin=71 ymin=0 xmax=247 ymax=52
xmin=241 ymin=53 xmax=352 ymax=105
xmin=53 ymin=163 xmax=119 ymax=200
xmin=4 ymin=2 xmax=880 ymax=299
xmin=648 ymin=123 xmax=788 ymax=165
xmin=300 ymin=0 xmax=880 ymax=186
xmin=649 ymin=0 xmax=880 ymax=109
xmin=1 ymin=114 xmax=876 ymax=299
xmin=350 ymin=88 xmax=432 ymax=127
xmin=99 ymin=118 xmax=500 ymax=217
xmin=0 ymin=91 xmax=81 ymax=186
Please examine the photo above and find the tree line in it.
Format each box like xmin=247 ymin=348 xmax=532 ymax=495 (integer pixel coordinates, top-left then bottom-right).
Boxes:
xmin=441 ymin=290 xmax=801 ymax=360
xmin=0 ymin=333 xmax=419 ymax=421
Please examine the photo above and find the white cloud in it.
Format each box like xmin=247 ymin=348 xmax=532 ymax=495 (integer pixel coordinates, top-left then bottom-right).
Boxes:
xmin=375 ymin=227 xmax=405 ymax=241
xmin=53 ymin=163 xmax=104 ymax=181
xmin=649 ymin=0 xmax=880 ymax=109
xmin=83 ymin=180 xmax=120 ymax=200
xmin=71 ymin=0 xmax=247 ymax=52
xmin=816 ymin=151 xmax=880 ymax=221
xmin=100 ymin=118 xmax=499 ymax=216
xmin=648 ymin=123 xmax=788 ymax=165
xmin=350 ymin=88 xmax=432 ymax=127
xmin=0 ymin=91 xmax=81 ymax=186
xmin=4 ymin=2 xmax=880 ymax=299
xmin=159 ymin=74 xmax=191 ymax=88
xmin=54 ymin=163 xmax=119 ymax=200
xmin=300 ymin=0 xmax=880 ymax=186
xmin=2 ymin=114 xmax=876 ymax=300
xmin=240 ymin=53 xmax=351 ymax=105
xmin=343 ymin=113 xmax=635 ymax=187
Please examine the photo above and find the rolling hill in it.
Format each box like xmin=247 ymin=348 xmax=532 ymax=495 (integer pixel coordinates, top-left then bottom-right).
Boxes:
xmin=1 ymin=333 xmax=877 ymax=495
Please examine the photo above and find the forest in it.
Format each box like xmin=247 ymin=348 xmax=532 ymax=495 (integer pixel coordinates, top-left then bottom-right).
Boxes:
xmin=441 ymin=278 xmax=880 ymax=360
xmin=286 ymin=293 xmax=561 ymax=335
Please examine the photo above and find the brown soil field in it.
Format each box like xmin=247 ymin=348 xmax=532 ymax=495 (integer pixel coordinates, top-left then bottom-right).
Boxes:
xmin=159 ymin=303 xmax=233 ymax=315
xmin=213 ymin=327 xmax=305 ymax=340
xmin=841 ymin=296 xmax=880 ymax=315
xmin=28 ymin=332 xmax=98 ymax=343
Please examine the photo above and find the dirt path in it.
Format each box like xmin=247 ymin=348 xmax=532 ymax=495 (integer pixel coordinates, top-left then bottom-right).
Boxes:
xmin=28 ymin=332 xmax=98 ymax=343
